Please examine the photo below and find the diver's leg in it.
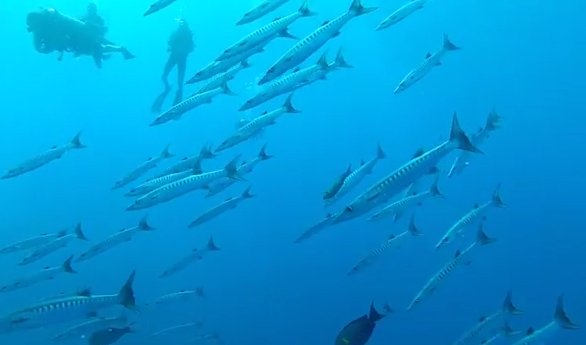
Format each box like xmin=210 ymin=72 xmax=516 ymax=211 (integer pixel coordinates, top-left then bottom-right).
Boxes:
xmin=102 ymin=44 xmax=135 ymax=60
xmin=173 ymin=56 xmax=187 ymax=105
xmin=151 ymin=55 xmax=175 ymax=114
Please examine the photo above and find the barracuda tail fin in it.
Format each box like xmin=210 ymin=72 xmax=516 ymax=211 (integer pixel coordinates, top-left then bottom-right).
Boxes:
xmin=485 ymin=107 xmax=503 ymax=132
xmin=62 ymin=255 xmax=77 ymax=274
xmin=160 ymin=145 xmax=174 ymax=159
xmin=349 ymin=0 xmax=377 ymax=15
xmin=502 ymin=289 xmax=523 ymax=315
xmin=333 ymin=48 xmax=354 ymax=69
xmin=138 ymin=215 xmax=155 ymax=231
xmin=70 ymin=131 xmax=87 ymax=149
xmin=224 ymin=154 xmax=245 ymax=180
xmin=299 ymin=0 xmax=317 ymax=16
xmin=554 ymin=294 xmax=579 ymax=329
xmin=74 ymin=223 xmax=89 ymax=241
xmin=283 ymin=94 xmax=301 ymax=113
xmin=258 ymin=144 xmax=274 ymax=160
xmin=492 ymin=184 xmax=507 ymax=208
xmin=118 ymin=271 xmax=137 ymax=311
xmin=430 ymin=176 xmax=446 ymax=199
xmin=442 ymin=34 xmax=460 ymax=51
xmin=476 ymin=222 xmax=496 ymax=246
xmin=206 ymin=237 xmax=221 ymax=251
xmin=408 ymin=215 xmax=423 ymax=236
xmin=450 ymin=112 xmax=483 ymax=153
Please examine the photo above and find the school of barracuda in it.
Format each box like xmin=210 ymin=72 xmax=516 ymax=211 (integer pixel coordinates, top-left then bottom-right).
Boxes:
xmin=1 ymin=0 xmax=580 ymax=344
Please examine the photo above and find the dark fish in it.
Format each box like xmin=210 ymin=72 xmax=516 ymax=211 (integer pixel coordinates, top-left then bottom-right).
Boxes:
xmin=323 ymin=164 xmax=352 ymax=200
xmin=334 ymin=302 xmax=384 ymax=345
xmin=88 ymin=326 xmax=134 ymax=345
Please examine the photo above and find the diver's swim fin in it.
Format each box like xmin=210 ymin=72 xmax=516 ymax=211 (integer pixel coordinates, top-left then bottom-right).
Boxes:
xmin=151 ymin=87 xmax=171 ymax=114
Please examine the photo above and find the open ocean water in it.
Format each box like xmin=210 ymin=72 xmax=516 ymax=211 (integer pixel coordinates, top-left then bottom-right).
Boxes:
xmin=0 ymin=0 xmax=585 ymax=344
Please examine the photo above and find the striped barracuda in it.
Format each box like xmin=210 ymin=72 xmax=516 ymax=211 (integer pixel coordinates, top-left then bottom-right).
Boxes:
xmin=220 ymin=94 xmax=300 ymax=151
xmin=150 ymin=81 xmax=235 ymax=126
xmin=452 ymin=291 xmax=522 ymax=345
xmin=188 ymin=186 xmax=255 ymax=228
xmin=195 ymin=60 xmax=252 ymax=94
xmin=511 ymin=295 xmax=578 ymax=345
xmin=150 ymin=322 xmax=204 ymax=338
xmin=221 ymin=1 xmax=315 ymax=60
xmin=112 ymin=145 xmax=174 ymax=189
xmin=205 ymin=145 xmax=272 ymax=197
xmin=126 ymin=156 xmax=243 ymax=210
xmin=53 ymin=314 xmax=129 ymax=341
xmin=325 ymin=143 xmax=386 ymax=206
xmin=375 ymin=0 xmax=427 ymax=31
xmin=479 ymin=322 xmax=520 ymax=345
xmin=333 ymin=113 xmax=481 ymax=225
xmin=147 ymin=287 xmax=204 ymax=308
xmin=186 ymin=34 xmax=279 ymax=84
xmin=348 ymin=215 xmax=422 ymax=275
xmin=394 ymin=34 xmax=460 ymax=94
xmin=126 ymin=160 xmax=202 ymax=197
xmin=293 ymin=213 xmax=335 ymax=244
xmin=159 ymin=237 xmax=220 ymax=278
xmin=151 ymin=143 xmax=215 ymax=179
xmin=435 ymin=184 xmax=505 ymax=250
xmin=0 ymin=230 xmax=68 ymax=255
xmin=368 ymin=176 xmax=445 ymax=222
xmin=448 ymin=108 xmax=503 ymax=178
xmin=406 ymin=224 xmax=495 ymax=312
xmin=1 ymin=256 xmax=76 ymax=293
xmin=236 ymin=0 xmax=291 ymax=25
xmin=2 ymin=132 xmax=86 ymax=179
xmin=19 ymin=224 xmax=88 ymax=266
xmin=75 ymin=216 xmax=155 ymax=263
xmin=7 ymin=271 xmax=137 ymax=326
xmin=258 ymin=0 xmax=376 ymax=85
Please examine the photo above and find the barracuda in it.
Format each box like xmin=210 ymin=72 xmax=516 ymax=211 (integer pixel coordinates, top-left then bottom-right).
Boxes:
xmin=126 ymin=155 xmax=243 ymax=211
xmin=368 ymin=176 xmax=444 ymax=222
xmin=236 ymin=0 xmax=291 ymax=25
xmin=75 ymin=216 xmax=155 ymax=263
xmin=221 ymin=95 xmax=300 ymax=151
xmin=159 ymin=237 xmax=220 ymax=278
xmin=258 ymin=0 xmax=376 ymax=85
xmin=2 ymin=132 xmax=86 ymax=179
xmin=221 ymin=1 xmax=315 ymax=60
xmin=7 ymin=271 xmax=137 ymax=325
xmin=407 ymin=224 xmax=495 ymax=312
xmin=112 ymin=145 xmax=174 ymax=190
xmin=188 ymin=186 xmax=255 ymax=228
xmin=435 ymin=184 xmax=506 ymax=249
xmin=150 ymin=81 xmax=235 ymax=126
xmin=336 ymin=113 xmax=480 ymax=224
xmin=348 ymin=215 xmax=422 ymax=275
xmin=375 ymin=0 xmax=427 ymax=31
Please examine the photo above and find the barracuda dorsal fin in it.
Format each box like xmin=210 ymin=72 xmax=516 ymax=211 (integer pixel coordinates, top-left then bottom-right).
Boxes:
xmin=425 ymin=52 xmax=431 ymax=59
xmin=478 ymin=315 xmax=486 ymax=322
xmin=526 ymin=327 xmax=534 ymax=335
xmin=412 ymin=148 xmax=425 ymax=158
xmin=454 ymin=250 xmax=461 ymax=258
xmin=474 ymin=203 xmax=479 ymax=209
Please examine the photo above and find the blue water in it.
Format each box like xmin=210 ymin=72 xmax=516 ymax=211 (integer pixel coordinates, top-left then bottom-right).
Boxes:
xmin=1 ymin=0 xmax=585 ymax=344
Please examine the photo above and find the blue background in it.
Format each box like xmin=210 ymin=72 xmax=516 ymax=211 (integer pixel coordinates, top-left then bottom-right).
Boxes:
xmin=0 ymin=0 xmax=585 ymax=344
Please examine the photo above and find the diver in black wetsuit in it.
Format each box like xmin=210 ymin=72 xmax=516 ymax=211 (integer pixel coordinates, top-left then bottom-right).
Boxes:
xmin=26 ymin=4 xmax=135 ymax=68
xmin=151 ymin=19 xmax=195 ymax=113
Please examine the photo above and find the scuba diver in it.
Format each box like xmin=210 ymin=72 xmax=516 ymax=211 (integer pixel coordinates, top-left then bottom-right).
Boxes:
xmin=25 ymin=3 xmax=135 ymax=68
xmin=151 ymin=19 xmax=195 ymax=114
